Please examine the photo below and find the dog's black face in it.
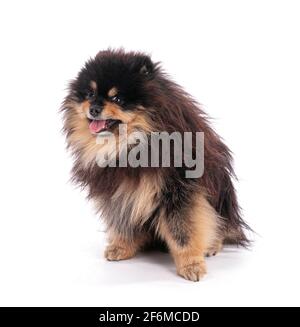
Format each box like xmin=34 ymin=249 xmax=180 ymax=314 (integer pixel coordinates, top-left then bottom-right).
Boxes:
xmin=73 ymin=50 xmax=155 ymax=108
xmin=66 ymin=50 xmax=157 ymax=135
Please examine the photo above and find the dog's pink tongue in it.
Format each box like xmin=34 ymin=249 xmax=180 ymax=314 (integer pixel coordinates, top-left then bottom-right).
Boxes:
xmin=89 ymin=120 xmax=106 ymax=133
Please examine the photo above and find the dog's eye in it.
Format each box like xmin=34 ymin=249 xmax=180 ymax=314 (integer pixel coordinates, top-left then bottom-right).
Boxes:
xmin=111 ymin=95 xmax=123 ymax=105
xmin=86 ymin=90 xmax=95 ymax=100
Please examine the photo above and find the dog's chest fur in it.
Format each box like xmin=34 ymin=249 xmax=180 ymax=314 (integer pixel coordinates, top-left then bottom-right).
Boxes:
xmin=95 ymin=171 xmax=163 ymax=238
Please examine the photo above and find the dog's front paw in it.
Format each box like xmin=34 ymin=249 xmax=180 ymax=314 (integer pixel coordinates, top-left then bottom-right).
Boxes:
xmin=104 ymin=245 xmax=135 ymax=261
xmin=177 ymin=261 xmax=207 ymax=282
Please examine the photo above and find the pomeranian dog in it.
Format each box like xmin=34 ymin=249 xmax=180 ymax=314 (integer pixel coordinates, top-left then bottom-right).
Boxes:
xmin=62 ymin=49 xmax=250 ymax=281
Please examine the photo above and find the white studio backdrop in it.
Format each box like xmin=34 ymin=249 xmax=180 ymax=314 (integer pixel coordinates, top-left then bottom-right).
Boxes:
xmin=0 ymin=0 xmax=299 ymax=306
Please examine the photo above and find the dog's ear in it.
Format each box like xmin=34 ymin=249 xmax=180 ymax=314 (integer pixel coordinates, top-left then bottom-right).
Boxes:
xmin=139 ymin=56 xmax=154 ymax=76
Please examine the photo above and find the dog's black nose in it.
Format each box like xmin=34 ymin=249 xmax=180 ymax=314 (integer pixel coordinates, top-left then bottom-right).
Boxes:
xmin=89 ymin=105 xmax=102 ymax=118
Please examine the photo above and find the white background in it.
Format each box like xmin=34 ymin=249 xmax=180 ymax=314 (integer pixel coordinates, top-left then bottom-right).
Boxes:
xmin=0 ymin=0 xmax=299 ymax=307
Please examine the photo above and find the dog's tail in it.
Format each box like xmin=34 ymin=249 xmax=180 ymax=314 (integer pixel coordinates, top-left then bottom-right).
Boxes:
xmin=216 ymin=174 xmax=251 ymax=247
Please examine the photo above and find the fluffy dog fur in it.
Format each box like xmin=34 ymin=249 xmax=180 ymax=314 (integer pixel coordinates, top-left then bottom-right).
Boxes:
xmin=62 ymin=49 xmax=250 ymax=281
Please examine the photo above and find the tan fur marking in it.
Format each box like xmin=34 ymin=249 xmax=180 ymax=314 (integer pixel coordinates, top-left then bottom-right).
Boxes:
xmin=127 ymin=113 xmax=153 ymax=134
xmin=112 ymin=173 xmax=163 ymax=225
xmin=157 ymin=194 xmax=219 ymax=281
xmin=65 ymin=101 xmax=154 ymax=168
xmin=105 ymin=232 xmax=150 ymax=261
xmin=108 ymin=87 xmax=118 ymax=97
xmin=102 ymin=102 xmax=153 ymax=133
xmin=65 ymin=101 xmax=110 ymax=167
xmin=102 ymin=102 xmax=136 ymax=123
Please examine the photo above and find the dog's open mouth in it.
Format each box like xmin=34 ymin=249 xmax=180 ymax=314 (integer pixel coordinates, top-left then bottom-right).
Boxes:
xmin=88 ymin=119 xmax=122 ymax=134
